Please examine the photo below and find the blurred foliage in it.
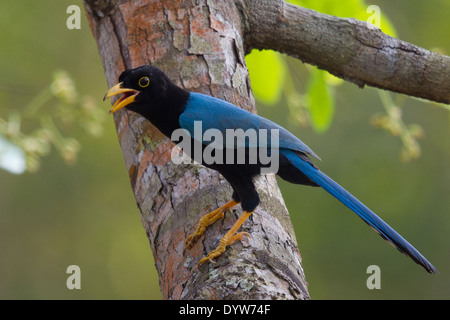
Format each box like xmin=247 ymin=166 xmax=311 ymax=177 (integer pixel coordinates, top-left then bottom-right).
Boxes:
xmin=0 ymin=0 xmax=448 ymax=300
xmin=305 ymin=68 xmax=335 ymax=133
xmin=371 ymin=92 xmax=424 ymax=162
xmin=245 ymin=50 xmax=286 ymax=105
xmin=0 ymin=70 xmax=105 ymax=173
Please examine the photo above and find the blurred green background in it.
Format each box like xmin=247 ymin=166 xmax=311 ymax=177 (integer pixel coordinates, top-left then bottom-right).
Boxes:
xmin=0 ymin=0 xmax=448 ymax=299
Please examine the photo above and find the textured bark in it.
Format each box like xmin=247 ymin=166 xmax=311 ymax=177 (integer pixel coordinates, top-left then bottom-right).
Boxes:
xmin=243 ymin=0 xmax=450 ymax=104
xmin=84 ymin=0 xmax=309 ymax=300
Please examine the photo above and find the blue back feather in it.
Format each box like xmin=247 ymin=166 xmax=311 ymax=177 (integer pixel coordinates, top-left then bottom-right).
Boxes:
xmin=179 ymin=93 xmax=320 ymax=159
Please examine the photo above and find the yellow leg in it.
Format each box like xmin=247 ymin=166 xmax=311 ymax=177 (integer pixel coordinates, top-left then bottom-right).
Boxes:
xmin=185 ymin=200 xmax=239 ymax=249
xmin=199 ymin=210 xmax=253 ymax=265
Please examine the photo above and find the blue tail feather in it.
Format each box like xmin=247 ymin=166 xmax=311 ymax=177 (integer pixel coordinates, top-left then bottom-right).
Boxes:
xmin=282 ymin=150 xmax=437 ymax=274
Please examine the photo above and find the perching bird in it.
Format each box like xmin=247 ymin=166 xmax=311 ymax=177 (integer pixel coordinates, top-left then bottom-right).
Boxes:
xmin=104 ymin=65 xmax=437 ymax=273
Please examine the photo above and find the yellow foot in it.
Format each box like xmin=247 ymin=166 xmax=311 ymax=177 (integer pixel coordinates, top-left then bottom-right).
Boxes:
xmin=198 ymin=209 xmax=254 ymax=266
xmin=185 ymin=200 xmax=239 ymax=249
xmin=199 ymin=232 xmax=251 ymax=265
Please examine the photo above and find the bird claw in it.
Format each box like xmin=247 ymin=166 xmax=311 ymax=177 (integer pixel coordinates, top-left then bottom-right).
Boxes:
xmin=199 ymin=256 xmax=216 ymax=266
xmin=197 ymin=231 xmax=252 ymax=266
xmin=184 ymin=236 xmax=195 ymax=249
xmin=185 ymin=200 xmax=239 ymax=250
xmin=185 ymin=230 xmax=205 ymax=249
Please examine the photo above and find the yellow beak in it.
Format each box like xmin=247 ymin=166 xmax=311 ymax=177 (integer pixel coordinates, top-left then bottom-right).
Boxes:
xmin=103 ymin=82 xmax=139 ymax=113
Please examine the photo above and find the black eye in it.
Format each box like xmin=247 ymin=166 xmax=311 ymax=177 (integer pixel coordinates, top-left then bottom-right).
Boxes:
xmin=138 ymin=76 xmax=150 ymax=88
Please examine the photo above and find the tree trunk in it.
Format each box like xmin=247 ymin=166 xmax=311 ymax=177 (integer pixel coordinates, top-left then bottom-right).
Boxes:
xmin=84 ymin=0 xmax=310 ymax=300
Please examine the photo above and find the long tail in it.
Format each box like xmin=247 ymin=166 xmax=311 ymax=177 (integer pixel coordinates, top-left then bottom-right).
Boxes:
xmin=283 ymin=150 xmax=438 ymax=274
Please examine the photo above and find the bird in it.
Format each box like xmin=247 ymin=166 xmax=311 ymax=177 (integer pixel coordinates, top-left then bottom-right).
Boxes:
xmin=104 ymin=65 xmax=437 ymax=273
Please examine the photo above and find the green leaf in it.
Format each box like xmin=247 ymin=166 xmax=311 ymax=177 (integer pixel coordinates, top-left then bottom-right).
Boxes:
xmin=306 ymin=68 xmax=335 ymax=133
xmin=246 ymin=49 xmax=286 ymax=105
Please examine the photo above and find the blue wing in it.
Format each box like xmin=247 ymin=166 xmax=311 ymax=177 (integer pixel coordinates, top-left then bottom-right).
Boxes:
xmin=179 ymin=92 xmax=320 ymax=159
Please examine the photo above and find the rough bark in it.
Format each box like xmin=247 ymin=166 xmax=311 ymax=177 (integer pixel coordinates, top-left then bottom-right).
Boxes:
xmin=84 ymin=0 xmax=309 ymax=300
xmin=243 ymin=0 xmax=450 ymax=104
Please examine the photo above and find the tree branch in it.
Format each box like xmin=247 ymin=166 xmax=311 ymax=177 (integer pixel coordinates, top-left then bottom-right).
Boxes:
xmin=242 ymin=0 xmax=450 ymax=104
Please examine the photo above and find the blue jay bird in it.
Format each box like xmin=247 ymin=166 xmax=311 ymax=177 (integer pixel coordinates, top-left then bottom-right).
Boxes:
xmin=104 ymin=65 xmax=437 ymax=273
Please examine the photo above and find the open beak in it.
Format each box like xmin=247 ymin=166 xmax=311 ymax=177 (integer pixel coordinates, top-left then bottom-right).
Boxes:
xmin=103 ymin=82 xmax=139 ymax=114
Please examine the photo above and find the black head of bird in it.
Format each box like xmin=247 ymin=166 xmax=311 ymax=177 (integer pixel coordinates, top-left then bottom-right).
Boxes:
xmin=104 ymin=66 xmax=173 ymax=112
xmin=104 ymin=65 xmax=189 ymax=137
